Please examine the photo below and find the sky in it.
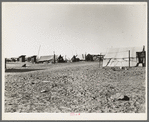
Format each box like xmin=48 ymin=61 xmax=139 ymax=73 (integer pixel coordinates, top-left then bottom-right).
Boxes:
xmin=2 ymin=2 xmax=147 ymax=58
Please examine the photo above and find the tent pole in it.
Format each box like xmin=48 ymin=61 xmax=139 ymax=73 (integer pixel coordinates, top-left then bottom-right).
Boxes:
xmin=129 ymin=50 xmax=130 ymax=67
xmin=37 ymin=45 xmax=41 ymax=59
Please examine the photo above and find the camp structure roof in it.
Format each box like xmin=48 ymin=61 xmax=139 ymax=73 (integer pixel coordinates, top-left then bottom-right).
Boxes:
xmin=38 ymin=55 xmax=58 ymax=62
xmin=30 ymin=55 xmax=37 ymax=58
xmin=18 ymin=55 xmax=26 ymax=58
xmin=103 ymin=47 xmax=143 ymax=67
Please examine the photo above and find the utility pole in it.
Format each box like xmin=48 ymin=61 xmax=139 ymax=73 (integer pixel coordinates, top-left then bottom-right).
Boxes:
xmin=129 ymin=50 xmax=130 ymax=68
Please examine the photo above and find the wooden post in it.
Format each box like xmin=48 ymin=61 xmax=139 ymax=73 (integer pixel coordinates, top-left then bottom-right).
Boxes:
xmin=143 ymin=45 xmax=146 ymax=67
xmin=5 ymin=58 xmax=6 ymax=70
xmin=143 ymin=45 xmax=145 ymax=52
xmin=53 ymin=51 xmax=55 ymax=64
xmin=129 ymin=50 xmax=130 ymax=68
xmin=99 ymin=53 xmax=102 ymax=68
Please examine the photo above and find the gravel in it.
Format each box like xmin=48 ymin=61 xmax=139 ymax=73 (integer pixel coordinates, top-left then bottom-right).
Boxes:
xmin=5 ymin=62 xmax=146 ymax=113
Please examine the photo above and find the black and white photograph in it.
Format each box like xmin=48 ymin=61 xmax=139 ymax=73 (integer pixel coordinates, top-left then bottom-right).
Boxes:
xmin=2 ymin=2 xmax=147 ymax=120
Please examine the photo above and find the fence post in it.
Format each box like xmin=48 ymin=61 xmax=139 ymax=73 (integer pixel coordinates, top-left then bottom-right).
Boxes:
xmin=99 ymin=53 xmax=102 ymax=68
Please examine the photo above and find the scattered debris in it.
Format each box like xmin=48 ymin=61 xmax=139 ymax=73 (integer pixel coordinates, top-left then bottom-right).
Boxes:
xmin=111 ymin=67 xmax=128 ymax=71
xmin=92 ymin=97 xmax=96 ymax=100
xmin=52 ymin=83 xmax=57 ymax=88
xmin=22 ymin=64 xmax=26 ymax=67
xmin=40 ymin=89 xmax=48 ymax=93
xmin=118 ymin=95 xmax=130 ymax=101
xmin=42 ymin=81 xmax=51 ymax=83
xmin=31 ymin=82 xmax=35 ymax=85
xmin=110 ymin=93 xmax=124 ymax=100
xmin=111 ymin=67 xmax=116 ymax=71
xmin=111 ymin=93 xmax=130 ymax=101
xmin=122 ymin=67 xmax=128 ymax=70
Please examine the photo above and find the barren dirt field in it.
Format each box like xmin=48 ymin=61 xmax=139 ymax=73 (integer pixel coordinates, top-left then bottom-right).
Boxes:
xmin=5 ymin=62 xmax=146 ymax=113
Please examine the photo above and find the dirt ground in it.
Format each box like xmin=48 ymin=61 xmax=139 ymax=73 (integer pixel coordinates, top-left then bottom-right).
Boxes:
xmin=5 ymin=61 xmax=146 ymax=113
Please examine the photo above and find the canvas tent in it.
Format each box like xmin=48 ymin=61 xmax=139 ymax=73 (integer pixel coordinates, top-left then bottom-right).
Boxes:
xmin=57 ymin=55 xmax=65 ymax=63
xmin=71 ymin=55 xmax=80 ymax=62
xmin=76 ymin=54 xmax=85 ymax=61
xmin=103 ymin=47 xmax=143 ymax=67
xmin=38 ymin=55 xmax=58 ymax=63
xmin=86 ymin=54 xmax=93 ymax=61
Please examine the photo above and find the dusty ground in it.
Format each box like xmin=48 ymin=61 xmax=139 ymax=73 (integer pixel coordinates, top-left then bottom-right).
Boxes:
xmin=5 ymin=61 xmax=146 ymax=113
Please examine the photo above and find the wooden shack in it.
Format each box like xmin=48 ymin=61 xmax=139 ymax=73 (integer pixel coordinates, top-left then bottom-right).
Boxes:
xmin=136 ymin=51 xmax=146 ymax=67
xmin=136 ymin=46 xmax=146 ymax=67
xmin=18 ymin=55 xmax=26 ymax=62
xmin=31 ymin=55 xmax=37 ymax=63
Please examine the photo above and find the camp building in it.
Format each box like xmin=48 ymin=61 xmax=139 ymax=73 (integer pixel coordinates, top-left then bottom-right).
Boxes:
xmin=18 ymin=55 xmax=26 ymax=62
xmin=31 ymin=55 xmax=37 ymax=63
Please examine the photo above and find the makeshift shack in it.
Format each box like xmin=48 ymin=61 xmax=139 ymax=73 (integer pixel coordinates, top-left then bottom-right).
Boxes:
xmin=31 ymin=55 xmax=37 ymax=63
xmin=18 ymin=55 xmax=26 ymax=62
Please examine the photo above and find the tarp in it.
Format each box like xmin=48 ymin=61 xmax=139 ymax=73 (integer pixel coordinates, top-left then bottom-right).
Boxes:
xmin=38 ymin=55 xmax=58 ymax=62
xmin=103 ymin=47 xmax=143 ymax=67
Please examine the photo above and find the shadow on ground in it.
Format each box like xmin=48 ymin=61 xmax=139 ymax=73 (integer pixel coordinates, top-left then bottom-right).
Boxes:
xmin=5 ymin=68 xmax=44 ymax=73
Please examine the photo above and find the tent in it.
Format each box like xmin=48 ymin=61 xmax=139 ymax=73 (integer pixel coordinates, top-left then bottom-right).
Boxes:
xmin=64 ymin=56 xmax=71 ymax=62
xmin=103 ymin=47 xmax=143 ymax=67
xmin=71 ymin=55 xmax=80 ymax=62
xmin=86 ymin=54 xmax=93 ymax=61
xmin=76 ymin=54 xmax=85 ymax=61
xmin=57 ymin=55 xmax=65 ymax=63
xmin=38 ymin=55 xmax=58 ymax=63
